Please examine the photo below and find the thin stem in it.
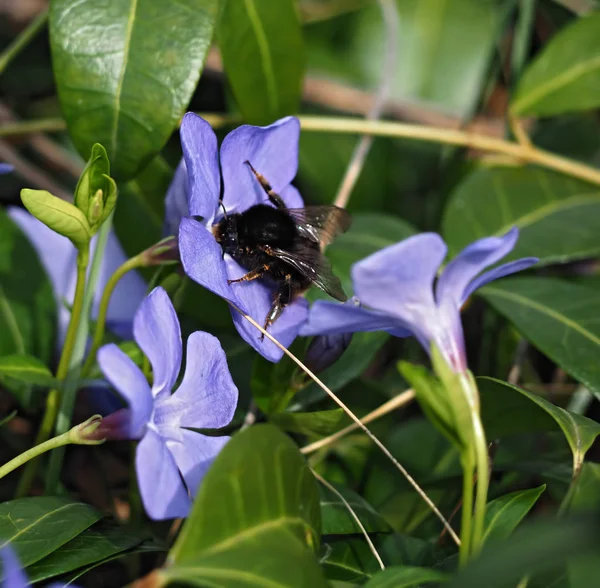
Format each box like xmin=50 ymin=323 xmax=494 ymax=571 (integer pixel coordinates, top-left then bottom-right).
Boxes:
xmin=301 ymin=389 xmax=415 ymax=455
xmin=46 ymin=218 xmax=113 ymax=493
xmin=333 ymin=0 xmax=398 ymax=209
xmin=17 ymin=245 xmax=90 ymax=496
xmin=312 ymin=468 xmax=385 ymax=570
xmin=0 ymin=118 xmax=67 ymax=137
xmin=470 ymin=401 xmax=490 ymax=555
xmin=81 ymin=253 xmax=145 ymax=378
xmin=0 ymin=10 xmax=48 ymax=76
xmin=229 ymin=301 xmax=460 ymax=547
xmin=0 ymin=416 xmax=102 ymax=480
xmin=459 ymin=455 xmax=475 ymax=567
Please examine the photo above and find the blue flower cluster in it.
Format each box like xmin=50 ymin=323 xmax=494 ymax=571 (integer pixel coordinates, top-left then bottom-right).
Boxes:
xmin=2 ymin=114 xmax=537 ymax=521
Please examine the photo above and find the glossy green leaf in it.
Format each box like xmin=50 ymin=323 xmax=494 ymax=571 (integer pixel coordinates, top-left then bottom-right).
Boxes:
xmin=50 ymin=0 xmax=219 ymax=180
xmin=0 ymin=354 xmax=56 ymax=387
xmin=325 ymin=213 xmax=416 ymax=295
xmin=20 ymin=189 xmax=91 ymax=248
xmin=511 ymin=12 xmax=600 ymax=116
xmin=569 ymin=462 xmax=600 ymax=512
xmin=164 ymin=530 xmax=327 ymax=587
xmin=0 ymin=498 xmax=103 ymax=571
xmin=0 ymin=209 xmax=55 ymax=375
xmin=354 ymin=0 xmax=502 ymax=117
xmin=171 ymin=424 xmax=321 ymax=562
xmin=364 ymin=566 xmax=449 ymax=587
xmin=482 ymin=485 xmax=546 ymax=545
xmin=478 ymin=377 xmax=600 ymax=473
xmin=270 ymin=409 xmax=348 ymax=437
xmin=447 ymin=514 xmax=600 ymax=588
xmin=25 ymin=519 xmax=153 ymax=583
xmin=481 ymin=278 xmax=600 ymax=396
xmin=320 ymin=485 xmax=391 ymax=535
xmin=321 ymin=536 xmax=382 ymax=583
xmin=217 ymin=0 xmax=304 ymax=123
xmin=442 ymin=166 xmax=600 ymax=264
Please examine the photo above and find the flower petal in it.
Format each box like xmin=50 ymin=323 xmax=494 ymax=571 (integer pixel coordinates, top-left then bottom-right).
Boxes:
xmin=94 ymin=230 xmax=147 ymax=340
xmin=136 ymin=429 xmax=191 ymax=520
xmin=220 ymin=117 xmax=300 ymax=213
xmin=353 ymin=233 xmax=447 ymax=318
xmin=155 ymin=331 xmax=238 ymax=430
xmin=168 ymin=430 xmax=230 ymax=498
xmin=460 ymin=257 xmax=539 ymax=304
xmin=1 ymin=545 xmax=28 ymax=588
xmin=133 ymin=287 xmax=182 ymax=399
xmin=179 ymin=218 xmax=239 ymax=304
xmin=180 ymin=113 xmax=220 ymax=222
xmin=436 ymin=227 xmax=519 ymax=308
xmin=0 ymin=163 xmax=14 ymax=174
xmin=279 ymin=184 xmax=304 ymax=209
xmin=97 ymin=343 xmax=152 ymax=438
xmin=226 ymin=257 xmax=308 ymax=362
xmin=164 ymin=159 xmax=190 ymax=236
xmin=8 ymin=207 xmax=76 ymax=345
xmin=301 ymin=300 xmax=407 ymax=336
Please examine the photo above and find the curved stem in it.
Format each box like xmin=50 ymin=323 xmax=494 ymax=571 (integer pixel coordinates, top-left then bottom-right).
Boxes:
xmin=17 ymin=245 xmax=90 ymax=496
xmin=0 ymin=10 xmax=48 ymax=76
xmin=80 ymin=254 xmax=145 ymax=378
xmin=470 ymin=400 xmax=490 ymax=555
xmin=0 ymin=416 xmax=102 ymax=481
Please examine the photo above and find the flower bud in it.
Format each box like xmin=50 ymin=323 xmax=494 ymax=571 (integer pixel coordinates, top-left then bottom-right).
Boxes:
xmin=305 ymin=332 xmax=353 ymax=374
xmin=140 ymin=236 xmax=180 ymax=267
xmin=70 ymin=415 xmax=106 ymax=445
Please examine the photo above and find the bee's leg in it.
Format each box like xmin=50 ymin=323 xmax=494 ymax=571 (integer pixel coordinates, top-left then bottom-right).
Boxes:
xmin=260 ymin=274 xmax=293 ymax=341
xmin=227 ymin=264 xmax=269 ymax=284
xmin=244 ymin=160 xmax=287 ymax=209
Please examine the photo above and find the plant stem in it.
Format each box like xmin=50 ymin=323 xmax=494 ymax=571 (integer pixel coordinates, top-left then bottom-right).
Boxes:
xmin=0 ymin=10 xmax=48 ymax=76
xmin=470 ymin=402 xmax=490 ymax=555
xmin=80 ymin=253 xmax=145 ymax=378
xmin=0 ymin=416 xmax=102 ymax=480
xmin=17 ymin=245 xmax=90 ymax=496
xmin=459 ymin=455 xmax=475 ymax=567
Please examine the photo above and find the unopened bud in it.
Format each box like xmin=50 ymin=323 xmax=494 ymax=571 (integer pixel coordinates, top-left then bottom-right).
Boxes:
xmin=88 ymin=189 xmax=104 ymax=226
xmin=305 ymin=332 xmax=353 ymax=374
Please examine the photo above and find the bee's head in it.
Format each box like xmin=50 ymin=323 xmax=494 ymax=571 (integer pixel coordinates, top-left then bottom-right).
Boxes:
xmin=213 ymin=216 xmax=238 ymax=255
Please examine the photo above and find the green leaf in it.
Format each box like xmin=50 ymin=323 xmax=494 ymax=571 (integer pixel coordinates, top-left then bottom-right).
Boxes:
xmin=217 ymin=0 xmax=304 ymax=123
xmin=320 ymin=485 xmax=391 ymax=535
xmin=164 ymin=530 xmax=327 ymax=587
xmin=270 ymin=409 xmax=348 ymax=437
xmin=482 ymin=485 xmax=546 ymax=545
xmin=354 ymin=0 xmax=503 ymax=117
xmin=442 ymin=166 xmax=600 ymax=264
xmin=481 ymin=278 xmax=600 ymax=396
xmin=0 ymin=209 xmax=55 ymax=391
xmin=20 ymin=189 xmax=90 ymax=249
xmin=170 ymin=424 xmax=321 ymax=562
xmin=0 ymin=354 xmax=56 ymax=387
xmin=25 ymin=519 xmax=154 ymax=583
xmin=364 ymin=566 xmax=449 ymax=588
xmin=50 ymin=0 xmax=219 ymax=180
xmin=446 ymin=514 xmax=600 ymax=588
xmin=511 ymin=12 xmax=600 ymax=116
xmin=325 ymin=213 xmax=416 ymax=295
xmin=0 ymin=497 xmax=103 ymax=571
xmin=478 ymin=377 xmax=600 ymax=473
xmin=569 ymin=462 xmax=600 ymax=512
xmin=0 ymin=411 xmax=16 ymax=428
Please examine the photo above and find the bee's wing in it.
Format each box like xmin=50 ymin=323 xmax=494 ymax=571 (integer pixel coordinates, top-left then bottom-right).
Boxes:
xmin=286 ymin=206 xmax=352 ymax=246
xmin=269 ymin=245 xmax=347 ymax=302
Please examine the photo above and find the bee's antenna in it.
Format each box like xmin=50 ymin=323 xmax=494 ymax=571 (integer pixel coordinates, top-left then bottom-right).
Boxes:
xmin=219 ymin=200 xmax=228 ymax=219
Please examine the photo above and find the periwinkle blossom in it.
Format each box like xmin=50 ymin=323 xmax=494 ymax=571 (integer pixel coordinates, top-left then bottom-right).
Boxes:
xmin=8 ymin=208 xmax=146 ymax=345
xmin=301 ymin=227 xmax=538 ymax=373
xmin=166 ymin=113 xmax=308 ymax=363
xmin=97 ymin=286 xmax=238 ymax=519
xmin=0 ymin=544 xmax=76 ymax=588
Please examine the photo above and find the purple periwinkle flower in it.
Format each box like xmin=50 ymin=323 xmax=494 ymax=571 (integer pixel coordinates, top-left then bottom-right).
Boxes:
xmin=0 ymin=163 xmax=13 ymax=174
xmin=0 ymin=544 xmax=76 ymax=588
xmin=97 ymin=286 xmax=238 ymax=520
xmin=167 ymin=113 xmax=308 ymax=363
xmin=301 ymin=228 xmax=538 ymax=373
xmin=8 ymin=208 xmax=146 ymax=345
